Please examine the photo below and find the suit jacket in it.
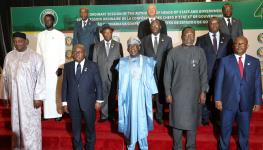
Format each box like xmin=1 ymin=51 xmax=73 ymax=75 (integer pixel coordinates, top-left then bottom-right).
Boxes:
xmin=138 ymin=19 xmax=167 ymax=40
xmin=72 ymin=19 xmax=100 ymax=60
xmin=62 ymin=60 xmax=103 ymax=112
xmin=219 ymin=17 xmax=243 ymax=40
xmin=93 ymin=40 xmax=123 ymax=82
xmin=214 ymin=54 xmax=262 ymax=111
xmin=196 ymin=32 xmax=232 ymax=81
xmin=141 ymin=34 xmax=172 ymax=82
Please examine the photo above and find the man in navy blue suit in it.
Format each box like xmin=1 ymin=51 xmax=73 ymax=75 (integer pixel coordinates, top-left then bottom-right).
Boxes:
xmin=196 ymin=17 xmax=232 ymax=126
xmin=72 ymin=8 xmax=100 ymax=60
xmin=62 ymin=44 xmax=103 ymax=150
xmin=214 ymin=36 xmax=262 ymax=150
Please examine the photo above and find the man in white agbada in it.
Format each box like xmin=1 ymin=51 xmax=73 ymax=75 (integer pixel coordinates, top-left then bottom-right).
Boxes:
xmin=37 ymin=14 xmax=65 ymax=120
xmin=0 ymin=32 xmax=46 ymax=149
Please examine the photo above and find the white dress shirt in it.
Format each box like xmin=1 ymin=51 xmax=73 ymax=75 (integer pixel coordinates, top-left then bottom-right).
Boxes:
xmin=224 ymin=17 xmax=232 ymax=26
xmin=234 ymin=53 xmax=246 ymax=67
xmin=209 ymin=31 xmax=219 ymax=50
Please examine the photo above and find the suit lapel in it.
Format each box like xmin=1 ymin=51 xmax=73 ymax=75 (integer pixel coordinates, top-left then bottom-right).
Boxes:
xmin=205 ymin=34 xmax=215 ymax=54
xmin=221 ymin=18 xmax=230 ymax=32
xmin=156 ymin=34 xmax=165 ymax=56
xmin=230 ymin=55 xmax=242 ymax=79
xmin=101 ymin=41 xmax=107 ymax=57
xmin=79 ymin=60 xmax=89 ymax=81
xmin=217 ymin=33 xmax=225 ymax=56
xmin=108 ymin=40 xmax=115 ymax=58
xmin=71 ymin=61 xmax=78 ymax=82
xmin=147 ymin=35 xmax=155 ymax=55
xmin=244 ymin=55 xmax=251 ymax=81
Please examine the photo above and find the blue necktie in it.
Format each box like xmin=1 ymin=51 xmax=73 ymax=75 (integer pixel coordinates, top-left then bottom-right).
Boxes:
xmin=76 ymin=63 xmax=81 ymax=81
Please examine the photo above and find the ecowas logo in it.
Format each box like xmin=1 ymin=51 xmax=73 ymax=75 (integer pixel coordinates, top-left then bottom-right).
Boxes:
xmin=39 ymin=9 xmax=58 ymax=27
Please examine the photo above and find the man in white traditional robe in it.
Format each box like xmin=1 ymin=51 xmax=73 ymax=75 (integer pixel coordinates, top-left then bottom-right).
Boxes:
xmin=0 ymin=32 xmax=46 ymax=150
xmin=37 ymin=14 xmax=65 ymax=120
xmin=116 ymin=37 xmax=158 ymax=150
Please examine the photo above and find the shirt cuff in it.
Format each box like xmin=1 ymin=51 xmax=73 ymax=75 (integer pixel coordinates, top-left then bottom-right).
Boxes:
xmin=62 ymin=102 xmax=67 ymax=106
xmin=96 ymin=100 xmax=103 ymax=103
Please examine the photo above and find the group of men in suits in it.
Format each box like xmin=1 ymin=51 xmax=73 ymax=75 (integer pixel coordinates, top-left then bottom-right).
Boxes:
xmin=63 ymin=3 xmax=262 ymax=150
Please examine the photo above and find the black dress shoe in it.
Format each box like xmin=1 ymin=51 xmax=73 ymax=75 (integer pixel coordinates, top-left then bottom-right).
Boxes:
xmin=55 ymin=117 xmax=62 ymax=122
xmin=202 ymin=121 xmax=209 ymax=126
xmin=156 ymin=118 xmax=163 ymax=125
xmin=98 ymin=118 xmax=108 ymax=123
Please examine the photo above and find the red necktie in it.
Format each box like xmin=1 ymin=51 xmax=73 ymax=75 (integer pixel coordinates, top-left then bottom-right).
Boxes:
xmin=238 ymin=56 xmax=244 ymax=78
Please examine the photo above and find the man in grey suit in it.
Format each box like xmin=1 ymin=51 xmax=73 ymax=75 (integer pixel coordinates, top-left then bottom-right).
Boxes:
xmin=219 ymin=3 xmax=243 ymax=41
xmin=93 ymin=24 xmax=123 ymax=122
xmin=141 ymin=20 xmax=172 ymax=124
xmin=73 ymin=8 xmax=100 ymax=60
xmin=164 ymin=27 xmax=209 ymax=150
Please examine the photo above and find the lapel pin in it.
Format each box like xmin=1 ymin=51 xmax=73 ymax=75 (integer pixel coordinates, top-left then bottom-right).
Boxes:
xmin=111 ymin=44 xmax=114 ymax=48
xmin=84 ymin=67 xmax=88 ymax=72
xmin=161 ymin=39 xmax=164 ymax=42
xmin=247 ymin=62 xmax=250 ymax=66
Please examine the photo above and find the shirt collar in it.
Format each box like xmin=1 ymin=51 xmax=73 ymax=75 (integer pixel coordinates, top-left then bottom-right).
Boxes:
xmin=75 ymin=58 xmax=85 ymax=66
xmin=224 ymin=17 xmax=232 ymax=23
xmin=209 ymin=31 xmax=219 ymax=37
xmin=82 ymin=19 xmax=88 ymax=23
xmin=234 ymin=53 xmax=246 ymax=61
xmin=151 ymin=33 xmax=160 ymax=39
xmin=104 ymin=39 xmax=112 ymax=45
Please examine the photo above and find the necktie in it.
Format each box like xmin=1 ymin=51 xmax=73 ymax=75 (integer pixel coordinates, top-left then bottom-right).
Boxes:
xmin=238 ymin=56 xmax=244 ymax=78
xmin=212 ymin=33 xmax=217 ymax=52
xmin=106 ymin=42 xmax=110 ymax=56
xmin=76 ymin=63 xmax=81 ymax=81
xmin=227 ymin=18 xmax=232 ymax=32
xmin=153 ymin=36 xmax=158 ymax=54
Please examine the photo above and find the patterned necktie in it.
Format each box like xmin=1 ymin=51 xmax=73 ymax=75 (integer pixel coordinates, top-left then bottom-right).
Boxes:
xmin=212 ymin=33 xmax=217 ymax=52
xmin=227 ymin=18 xmax=232 ymax=32
xmin=106 ymin=42 xmax=110 ymax=56
xmin=238 ymin=56 xmax=244 ymax=78
xmin=76 ymin=63 xmax=81 ymax=81
xmin=154 ymin=36 xmax=158 ymax=54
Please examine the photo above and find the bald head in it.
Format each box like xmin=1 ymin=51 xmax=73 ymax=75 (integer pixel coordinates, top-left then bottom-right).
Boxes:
xmin=233 ymin=36 xmax=248 ymax=56
xmin=147 ymin=4 xmax=157 ymax=18
xmin=80 ymin=8 xmax=88 ymax=21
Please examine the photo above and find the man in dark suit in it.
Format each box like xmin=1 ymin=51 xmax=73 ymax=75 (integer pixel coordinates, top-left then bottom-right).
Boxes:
xmin=137 ymin=4 xmax=167 ymax=40
xmin=219 ymin=3 xmax=243 ymax=41
xmin=196 ymin=17 xmax=232 ymax=126
xmin=93 ymin=24 xmax=123 ymax=122
xmin=141 ymin=20 xmax=172 ymax=124
xmin=214 ymin=36 xmax=262 ymax=150
xmin=62 ymin=44 xmax=103 ymax=150
xmin=72 ymin=8 xmax=100 ymax=60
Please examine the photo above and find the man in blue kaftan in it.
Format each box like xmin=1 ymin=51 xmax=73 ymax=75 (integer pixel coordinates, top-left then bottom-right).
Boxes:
xmin=116 ymin=37 xmax=158 ymax=150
